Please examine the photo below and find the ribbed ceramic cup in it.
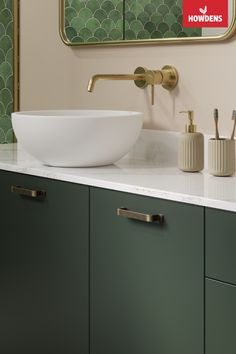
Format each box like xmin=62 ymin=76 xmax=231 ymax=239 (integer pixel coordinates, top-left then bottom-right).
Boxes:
xmin=208 ymin=138 xmax=235 ymax=176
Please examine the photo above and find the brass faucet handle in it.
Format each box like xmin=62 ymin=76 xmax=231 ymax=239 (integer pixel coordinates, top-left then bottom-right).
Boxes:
xmin=151 ymin=85 xmax=155 ymax=105
xmin=145 ymin=70 xmax=155 ymax=85
xmin=145 ymin=70 xmax=164 ymax=105
xmin=134 ymin=67 xmax=149 ymax=89
xmin=145 ymin=70 xmax=163 ymax=85
xmin=161 ymin=65 xmax=179 ymax=90
xmin=134 ymin=66 xmax=178 ymax=91
xmin=133 ymin=66 xmax=178 ymax=105
xmin=145 ymin=71 xmax=164 ymax=105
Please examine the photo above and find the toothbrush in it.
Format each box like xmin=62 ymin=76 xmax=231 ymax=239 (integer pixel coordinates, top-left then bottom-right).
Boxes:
xmin=230 ymin=110 xmax=236 ymax=140
xmin=214 ymin=108 xmax=220 ymax=140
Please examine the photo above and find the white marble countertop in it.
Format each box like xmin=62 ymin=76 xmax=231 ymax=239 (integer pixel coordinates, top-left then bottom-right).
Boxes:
xmin=0 ymin=139 xmax=236 ymax=212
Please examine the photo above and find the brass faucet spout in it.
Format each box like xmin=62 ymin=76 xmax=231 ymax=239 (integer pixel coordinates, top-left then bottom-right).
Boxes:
xmin=87 ymin=65 xmax=178 ymax=105
xmin=88 ymin=73 xmax=146 ymax=92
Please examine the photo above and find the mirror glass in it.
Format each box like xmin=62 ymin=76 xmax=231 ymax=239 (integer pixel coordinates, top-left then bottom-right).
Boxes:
xmin=0 ymin=0 xmax=19 ymax=143
xmin=60 ymin=0 xmax=235 ymax=46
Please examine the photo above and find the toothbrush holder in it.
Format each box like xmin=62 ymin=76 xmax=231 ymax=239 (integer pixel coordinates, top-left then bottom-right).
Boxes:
xmin=208 ymin=138 xmax=235 ymax=177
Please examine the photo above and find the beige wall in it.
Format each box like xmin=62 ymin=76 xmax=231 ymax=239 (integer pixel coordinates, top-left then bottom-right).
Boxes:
xmin=20 ymin=0 xmax=236 ymax=135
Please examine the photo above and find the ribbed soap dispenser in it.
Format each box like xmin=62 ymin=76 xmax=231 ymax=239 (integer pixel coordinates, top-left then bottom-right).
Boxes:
xmin=178 ymin=110 xmax=204 ymax=172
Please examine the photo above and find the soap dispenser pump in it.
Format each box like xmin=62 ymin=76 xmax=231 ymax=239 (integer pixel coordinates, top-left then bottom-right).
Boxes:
xmin=178 ymin=110 xmax=204 ymax=172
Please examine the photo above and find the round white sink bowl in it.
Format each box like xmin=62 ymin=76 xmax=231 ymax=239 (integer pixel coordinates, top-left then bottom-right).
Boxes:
xmin=12 ymin=110 xmax=143 ymax=167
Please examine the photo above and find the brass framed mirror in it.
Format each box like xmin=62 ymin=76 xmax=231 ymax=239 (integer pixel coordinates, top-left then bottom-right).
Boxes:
xmin=60 ymin=0 xmax=236 ymax=46
xmin=0 ymin=0 xmax=19 ymax=143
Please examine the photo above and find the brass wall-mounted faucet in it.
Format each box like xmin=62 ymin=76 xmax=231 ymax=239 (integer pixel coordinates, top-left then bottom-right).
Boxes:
xmin=87 ymin=65 xmax=179 ymax=105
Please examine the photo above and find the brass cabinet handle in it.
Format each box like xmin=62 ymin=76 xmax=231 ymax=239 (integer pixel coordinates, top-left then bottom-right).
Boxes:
xmin=11 ymin=185 xmax=46 ymax=199
xmin=117 ymin=207 xmax=164 ymax=224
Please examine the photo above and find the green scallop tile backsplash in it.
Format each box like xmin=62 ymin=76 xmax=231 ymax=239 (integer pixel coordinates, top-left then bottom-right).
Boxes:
xmin=0 ymin=0 xmax=15 ymax=143
xmin=64 ymin=0 xmax=202 ymax=43
xmin=124 ymin=0 xmax=201 ymax=39
xmin=65 ymin=0 xmax=124 ymax=43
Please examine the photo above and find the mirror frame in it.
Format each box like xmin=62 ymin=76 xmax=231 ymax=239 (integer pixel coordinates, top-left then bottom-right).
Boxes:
xmin=59 ymin=0 xmax=236 ymax=46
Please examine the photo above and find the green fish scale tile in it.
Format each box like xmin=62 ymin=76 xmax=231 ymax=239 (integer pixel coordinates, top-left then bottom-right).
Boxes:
xmin=94 ymin=9 xmax=108 ymax=23
xmin=0 ymin=48 xmax=4 ymax=62
xmin=138 ymin=29 xmax=151 ymax=39
xmin=94 ymin=27 xmax=107 ymax=40
xmin=170 ymin=4 xmax=182 ymax=17
xmin=151 ymin=13 xmax=162 ymax=25
xmin=151 ymin=30 xmax=163 ymax=38
xmin=0 ymin=0 xmax=14 ymax=143
xmin=138 ymin=11 xmax=149 ymax=25
xmin=144 ymin=3 xmax=157 ymax=16
xmin=116 ymin=2 xmax=123 ymax=12
xmin=86 ymin=17 xmax=100 ymax=32
xmin=79 ymin=27 xmax=92 ymax=40
xmin=164 ymin=0 xmax=175 ymax=7
xmin=158 ymin=4 xmax=169 ymax=16
xmin=109 ymin=9 xmax=122 ymax=23
xmin=87 ymin=0 xmax=100 ymax=13
xmin=158 ymin=22 xmax=169 ymax=35
xmin=65 ymin=25 xmax=77 ymax=39
xmin=65 ymin=7 xmax=77 ymax=21
xmin=164 ymin=13 xmax=177 ymax=26
xmin=6 ymin=20 xmax=13 ymax=37
xmin=109 ymin=28 xmax=123 ymax=39
xmin=101 ymin=1 xmax=115 ymax=13
xmin=5 ymin=0 xmax=13 ymax=6
xmin=144 ymin=21 xmax=156 ymax=33
xmin=102 ymin=18 xmax=116 ymax=32
xmin=177 ymin=31 xmax=187 ymax=37
xmin=0 ymin=8 xmax=12 ymax=28
xmin=0 ymin=35 xmax=12 ymax=54
xmin=171 ymin=22 xmax=182 ymax=34
xmin=163 ymin=30 xmax=176 ymax=38
xmin=130 ymin=19 xmax=144 ymax=34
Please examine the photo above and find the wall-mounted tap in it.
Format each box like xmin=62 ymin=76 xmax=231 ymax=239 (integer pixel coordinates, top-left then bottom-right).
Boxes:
xmin=87 ymin=65 xmax=179 ymax=105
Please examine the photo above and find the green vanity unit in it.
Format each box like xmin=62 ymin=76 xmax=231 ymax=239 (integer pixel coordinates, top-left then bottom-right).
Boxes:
xmin=0 ymin=171 xmax=89 ymax=354
xmin=0 ymin=169 xmax=235 ymax=354
xmin=90 ymin=187 xmax=204 ymax=354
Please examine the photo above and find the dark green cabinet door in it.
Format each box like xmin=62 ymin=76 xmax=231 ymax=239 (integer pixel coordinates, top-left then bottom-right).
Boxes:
xmin=90 ymin=187 xmax=204 ymax=354
xmin=206 ymin=208 xmax=236 ymax=285
xmin=0 ymin=171 xmax=89 ymax=354
xmin=206 ymin=278 xmax=236 ymax=354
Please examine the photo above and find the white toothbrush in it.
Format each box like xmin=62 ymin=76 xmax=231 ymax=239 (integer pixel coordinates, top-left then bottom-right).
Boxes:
xmin=214 ymin=108 xmax=220 ymax=140
xmin=230 ymin=110 xmax=236 ymax=140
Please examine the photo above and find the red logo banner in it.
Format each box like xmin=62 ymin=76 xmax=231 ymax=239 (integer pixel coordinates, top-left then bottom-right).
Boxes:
xmin=183 ymin=0 xmax=228 ymax=28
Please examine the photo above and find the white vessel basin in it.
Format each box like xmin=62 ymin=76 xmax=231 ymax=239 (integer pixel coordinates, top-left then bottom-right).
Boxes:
xmin=12 ymin=110 xmax=143 ymax=167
